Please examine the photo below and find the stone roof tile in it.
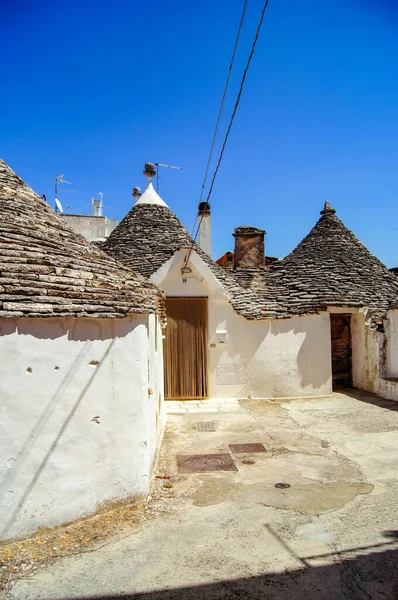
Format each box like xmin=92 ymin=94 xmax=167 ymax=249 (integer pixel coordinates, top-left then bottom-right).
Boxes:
xmin=389 ymin=299 xmax=398 ymax=310
xmin=0 ymin=159 xmax=161 ymax=318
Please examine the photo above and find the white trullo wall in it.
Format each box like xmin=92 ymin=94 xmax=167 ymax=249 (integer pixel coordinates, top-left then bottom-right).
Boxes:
xmin=385 ymin=308 xmax=398 ymax=378
xmin=0 ymin=314 xmax=165 ymax=541
xmin=351 ymin=309 xmax=398 ymax=402
xmin=152 ymin=251 xmax=332 ymax=399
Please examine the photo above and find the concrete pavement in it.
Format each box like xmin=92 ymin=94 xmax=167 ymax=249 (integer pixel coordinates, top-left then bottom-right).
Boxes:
xmin=6 ymin=390 xmax=398 ymax=599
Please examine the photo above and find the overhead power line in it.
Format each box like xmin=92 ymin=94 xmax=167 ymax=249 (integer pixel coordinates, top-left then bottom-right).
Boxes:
xmin=184 ymin=0 xmax=270 ymax=268
xmin=197 ymin=0 xmax=249 ymax=209
xmin=202 ymin=0 xmax=269 ymax=213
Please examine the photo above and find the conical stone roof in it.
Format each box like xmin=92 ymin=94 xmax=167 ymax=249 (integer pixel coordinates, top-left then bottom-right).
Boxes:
xmin=0 ymin=159 xmax=161 ymax=318
xmin=103 ymin=183 xmax=287 ymax=319
xmin=259 ymin=202 xmax=398 ymax=317
xmin=103 ymin=182 xmax=194 ymax=277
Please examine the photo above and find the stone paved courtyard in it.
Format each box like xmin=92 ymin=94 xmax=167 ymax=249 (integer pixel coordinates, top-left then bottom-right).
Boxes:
xmin=5 ymin=390 xmax=398 ymax=599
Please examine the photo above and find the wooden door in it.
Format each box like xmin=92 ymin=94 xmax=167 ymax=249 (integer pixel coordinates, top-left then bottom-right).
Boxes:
xmin=164 ymin=297 xmax=208 ymax=399
xmin=330 ymin=314 xmax=352 ymax=388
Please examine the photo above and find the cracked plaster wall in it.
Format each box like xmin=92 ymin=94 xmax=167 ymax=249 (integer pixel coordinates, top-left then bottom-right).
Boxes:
xmin=352 ymin=309 xmax=398 ymax=401
xmin=0 ymin=314 xmax=165 ymax=541
xmin=385 ymin=308 xmax=398 ymax=378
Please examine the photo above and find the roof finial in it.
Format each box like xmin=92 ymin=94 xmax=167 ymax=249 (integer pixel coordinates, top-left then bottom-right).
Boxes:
xmin=143 ymin=162 xmax=156 ymax=180
xmin=320 ymin=200 xmax=336 ymax=215
xmin=132 ymin=186 xmax=141 ymax=199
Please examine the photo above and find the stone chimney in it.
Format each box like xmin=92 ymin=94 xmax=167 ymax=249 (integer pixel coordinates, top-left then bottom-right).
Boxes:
xmin=233 ymin=226 xmax=266 ymax=269
xmin=198 ymin=201 xmax=212 ymax=257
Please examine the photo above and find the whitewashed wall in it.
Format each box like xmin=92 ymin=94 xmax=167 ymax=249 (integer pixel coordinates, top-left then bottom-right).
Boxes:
xmin=352 ymin=310 xmax=375 ymax=390
xmin=0 ymin=315 xmax=165 ymax=541
xmin=152 ymin=251 xmax=332 ymax=399
xmin=352 ymin=309 xmax=398 ymax=401
xmin=59 ymin=214 xmax=118 ymax=242
xmin=147 ymin=313 xmax=166 ymax=460
xmin=385 ymin=308 xmax=398 ymax=378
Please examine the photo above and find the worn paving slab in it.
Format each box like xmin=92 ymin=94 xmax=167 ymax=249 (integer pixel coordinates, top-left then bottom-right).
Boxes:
xmin=6 ymin=390 xmax=398 ymax=599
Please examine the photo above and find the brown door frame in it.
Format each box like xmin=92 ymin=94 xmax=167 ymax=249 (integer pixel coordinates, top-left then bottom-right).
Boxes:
xmin=164 ymin=296 xmax=209 ymax=400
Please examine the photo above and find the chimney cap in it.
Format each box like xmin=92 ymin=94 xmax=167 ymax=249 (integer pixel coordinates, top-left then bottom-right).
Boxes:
xmin=233 ymin=225 xmax=266 ymax=237
xmin=198 ymin=201 xmax=211 ymax=214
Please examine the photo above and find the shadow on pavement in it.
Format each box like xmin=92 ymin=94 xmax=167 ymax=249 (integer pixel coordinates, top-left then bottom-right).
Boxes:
xmin=58 ymin=544 xmax=398 ymax=600
xmin=340 ymin=388 xmax=398 ymax=412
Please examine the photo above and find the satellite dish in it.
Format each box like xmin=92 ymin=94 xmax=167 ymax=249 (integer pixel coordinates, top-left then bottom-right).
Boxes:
xmin=55 ymin=198 xmax=64 ymax=213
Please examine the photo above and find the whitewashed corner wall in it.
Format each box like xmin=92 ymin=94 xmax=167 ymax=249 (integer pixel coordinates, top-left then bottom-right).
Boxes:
xmin=147 ymin=313 xmax=166 ymax=458
xmin=385 ymin=309 xmax=398 ymax=378
xmin=352 ymin=309 xmax=398 ymax=402
xmin=157 ymin=252 xmax=333 ymax=399
xmin=0 ymin=314 xmax=165 ymax=542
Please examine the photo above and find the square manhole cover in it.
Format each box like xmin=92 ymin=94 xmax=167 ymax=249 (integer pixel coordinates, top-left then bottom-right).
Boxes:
xmin=176 ymin=453 xmax=238 ymax=473
xmin=229 ymin=443 xmax=266 ymax=453
xmin=195 ymin=421 xmax=217 ymax=432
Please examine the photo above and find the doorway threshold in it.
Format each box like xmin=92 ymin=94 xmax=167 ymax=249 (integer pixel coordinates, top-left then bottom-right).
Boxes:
xmin=165 ymin=398 xmax=245 ymax=414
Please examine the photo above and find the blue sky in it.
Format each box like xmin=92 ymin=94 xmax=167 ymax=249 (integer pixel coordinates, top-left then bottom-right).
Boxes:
xmin=1 ymin=0 xmax=398 ymax=266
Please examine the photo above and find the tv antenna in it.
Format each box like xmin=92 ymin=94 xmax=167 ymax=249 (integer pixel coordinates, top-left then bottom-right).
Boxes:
xmin=54 ymin=174 xmax=75 ymax=213
xmin=154 ymin=162 xmax=182 ymax=193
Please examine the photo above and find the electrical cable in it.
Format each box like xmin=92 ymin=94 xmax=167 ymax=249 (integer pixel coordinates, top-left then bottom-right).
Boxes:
xmin=190 ymin=0 xmax=249 ymax=239
xmin=184 ymin=0 xmax=270 ymax=270
xmin=199 ymin=0 xmax=249 ymax=205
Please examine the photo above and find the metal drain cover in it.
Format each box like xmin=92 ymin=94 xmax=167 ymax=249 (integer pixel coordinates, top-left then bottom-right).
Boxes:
xmin=196 ymin=421 xmax=217 ymax=432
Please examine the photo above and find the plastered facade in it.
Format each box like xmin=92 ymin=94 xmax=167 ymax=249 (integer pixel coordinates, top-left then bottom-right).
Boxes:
xmin=0 ymin=315 xmax=165 ymax=541
xmin=59 ymin=214 xmax=118 ymax=242
xmin=385 ymin=308 xmax=398 ymax=378
xmin=351 ymin=309 xmax=398 ymax=402
xmin=151 ymin=251 xmax=333 ymax=399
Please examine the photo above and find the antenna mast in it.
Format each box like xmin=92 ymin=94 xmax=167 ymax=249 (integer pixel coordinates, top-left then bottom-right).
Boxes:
xmin=154 ymin=162 xmax=182 ymax=192
xmin=54 ymin=174 xmax=74 ymax=212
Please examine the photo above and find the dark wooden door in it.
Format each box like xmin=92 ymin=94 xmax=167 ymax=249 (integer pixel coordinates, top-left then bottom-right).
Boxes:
xmin=163 ymin=297 xmax=208 ymax=400
xmin=330 ymin=314 xmax=352 ymax=388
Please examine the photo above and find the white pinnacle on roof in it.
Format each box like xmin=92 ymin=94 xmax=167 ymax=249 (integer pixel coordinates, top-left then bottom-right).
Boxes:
xmin=134 ymin=181 xmax=168 ymax=207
